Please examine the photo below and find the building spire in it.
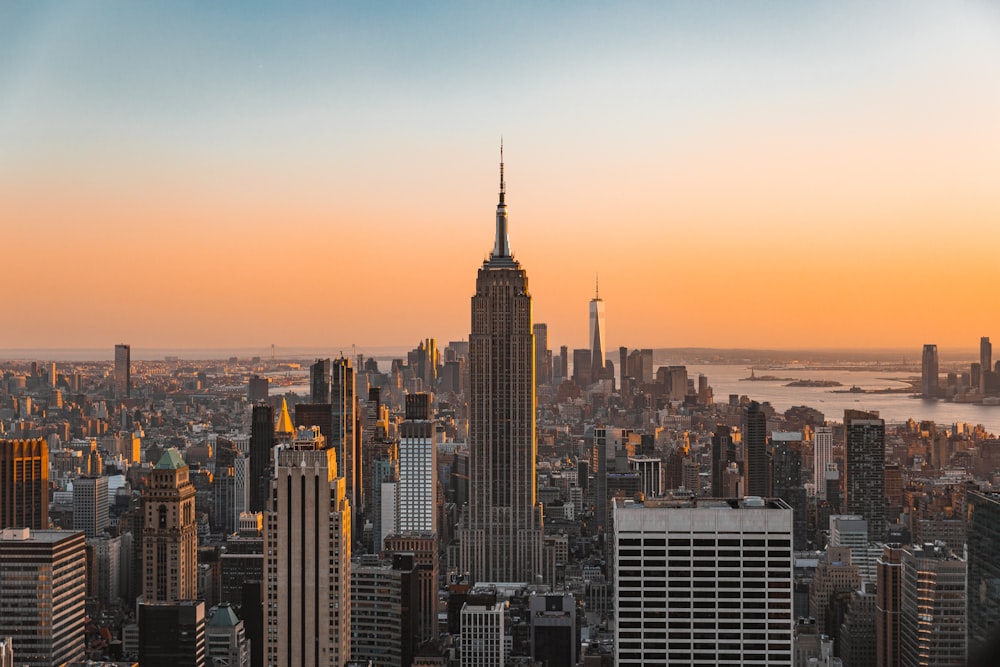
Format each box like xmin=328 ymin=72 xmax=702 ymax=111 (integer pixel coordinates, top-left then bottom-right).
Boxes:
xmin=492 ymin=140 xmax=511 ymax=259
xmin=595 ymin=273 xmax=600 ymax=300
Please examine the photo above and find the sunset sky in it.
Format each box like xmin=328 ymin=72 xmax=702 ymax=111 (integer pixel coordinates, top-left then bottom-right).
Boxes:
xmin=2 ymin=2 xmax=999 ymax=355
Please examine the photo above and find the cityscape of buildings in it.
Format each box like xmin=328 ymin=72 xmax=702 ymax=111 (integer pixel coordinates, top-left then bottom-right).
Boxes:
xmin=1 ymin=157 xmax=999 ymax=667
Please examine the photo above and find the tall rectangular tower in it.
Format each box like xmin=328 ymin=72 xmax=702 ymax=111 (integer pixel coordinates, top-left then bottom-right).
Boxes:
xmin=844 ymin=410 xmax=885 ymax=542
xmin=397 ymin=393 xmax=436 ymax=534
xmin=921 ymin=344 xmax=939 ymax=398
xmin=899 ymin=543 xmax=966 ymax=666
xmin=0 ymin=529 xmax=87 ymax=667
xmin=744 ymin=401 xmax=771 ymax=497
xmin=533 ymin=323 xmax=550 ymax=386
xmin=613 ymin=497 xmax=794 ymax=666
xmin=142 ymin=449 xmax=197 ymax=603
xmin=966 ymin=490 xmax=1000 ymax=655
xmin=114 ymin=344 xmax=131 ymax=399
xmin=460 ymin=151 xmax=543 ymax=584
xmin=0 ymin=438 xmax=49 ymax=530
xmin=72 ymin=476 xmax=109 ymax=538
xmin=248 ymin=404 xmax=274 ymax=514
xmin=981 ymin=336 xmax=992 ymax=394
xmin=264 ymin=428 xmax=351 ymax=667
xmin=813 ymin=426 xmax=833 ymax=499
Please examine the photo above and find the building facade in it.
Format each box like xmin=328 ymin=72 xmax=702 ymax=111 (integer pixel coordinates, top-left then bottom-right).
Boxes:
xmin=72 ymin=476 xmax=109 ymax=538
xmin=114 ymin=343 xmax=131 ymax=399
xmin=613 ymin=497 xmax=794 ymax=666
xmin=0 ymin=528 xmax=86 ymax=667
xmin=844 ymin=410 xmax=885 ymax=542
xmin=0 ymin=438 xmax=49 ymax=530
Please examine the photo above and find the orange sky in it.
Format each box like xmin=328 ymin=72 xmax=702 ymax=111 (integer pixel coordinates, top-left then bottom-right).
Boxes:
xmin=2 ymin=3 xmax=999 ymax=353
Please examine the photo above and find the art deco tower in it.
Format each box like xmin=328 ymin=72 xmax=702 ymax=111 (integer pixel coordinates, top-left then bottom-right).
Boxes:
xmin=460 ymin=148 xmax=543 ymax=583
xmin=142 ymin=448 xmax=197 ymax=602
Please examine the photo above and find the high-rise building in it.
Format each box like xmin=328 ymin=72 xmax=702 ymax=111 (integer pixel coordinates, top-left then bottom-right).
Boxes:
xmin=397 ymin=393 xmax=436 ymax=534
xmin=744 ymin=401 xmax=770 ymax=497
xmin=533 ymin=323 xmax=550 ymax=386
xmin=0 ymin=438 xmax=49 ymax=530
xmin=248 ymin=404 xmax=274 ymax=514
xmin=383 ymin=533 xmax=439 ymax=645
xmin=589 ymin=278 xmax=606 ymax=381
xmin=264 ymin=427 xmax=351 ymax=667
xmin=966 ymin=490 xmax=1000 ymax=655
xmin=529 ymin=593 xmax=577 ymax=667
xmin=813 ymin=426 xmax=833 ymax=499
xmin=572 ymin=349 xmax=592 ymax=387
xmin=981 ymin=336 xmax=992 ymax=395
xmin=138 ymin=600 xmax=206 ymax=667
xmin=921 ymin=344 xmax=939 ymax=398
xmin=0 ymin=528 xmax=86 ymax=667
xmin=114 ymin=344 xmax=131 ymax=399
xmin=247 ymin=376 xmax=269 ymax=404
xmin=460 ymin=601 xmax=506 ymax=667
xmin=460 ymin=150 xmax=543 ymax=584
xmin=899 ymin=543 xmax=966 ymax=667
xmin=711 ymin=425 xmax=734 ymax=497
xmin=310 ymin=358 xmax=333 ymax=403
xmin=142 ymin=448 xmax=197 ymax=603
xmin=349 ymin=553 xmax=419 ymax=667
xmin=72 ymin=476 xmax=109 ymax=538
xmin=844 ymin=410 xmax=885 ymax=542
xmin=876 ymin=544 xmax=902 ymax=667
xmin=612 ymin=497 xmax=794 ymax=666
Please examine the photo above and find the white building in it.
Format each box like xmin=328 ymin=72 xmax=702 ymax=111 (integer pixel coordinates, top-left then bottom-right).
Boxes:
xmin=828 ymin=515 xmax=879 ymax=583
xmin=397 ymin=394 xmax=437 ymax=534
xmin=461 ymin=601 xmax=506 ymax=667
xmin=613 ymin=497 xmax=794 ymax=666
xmin=72 ymin=476 xmax=109 ymax=538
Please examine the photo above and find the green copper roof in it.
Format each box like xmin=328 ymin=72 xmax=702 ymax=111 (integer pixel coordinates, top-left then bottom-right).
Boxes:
xmin=208 ymin=604 xmax=240 ymax=627
xmin=155 ymin=448 xmax=186 ymax=470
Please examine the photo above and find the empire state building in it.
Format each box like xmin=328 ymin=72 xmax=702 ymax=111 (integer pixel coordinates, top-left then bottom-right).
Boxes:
xmin=460 ymin=148 xmax=543 ymax=584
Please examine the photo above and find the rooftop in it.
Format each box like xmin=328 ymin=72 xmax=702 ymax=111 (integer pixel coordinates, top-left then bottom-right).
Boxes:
xmin=155 ymin=448 xmax=186 ymax=470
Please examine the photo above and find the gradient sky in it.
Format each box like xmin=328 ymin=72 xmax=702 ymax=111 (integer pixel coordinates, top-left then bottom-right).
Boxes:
xmin=2 ymin=2 xmax=999 ymax=354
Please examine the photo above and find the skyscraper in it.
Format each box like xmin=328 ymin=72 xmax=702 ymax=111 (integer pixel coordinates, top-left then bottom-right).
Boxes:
xmin=310 ymin=358 xmax=332 ymax=403
xmin=589 ymin=277 xmax=606 ymax=381
xmin=921 ymin=344 xmax=939 ymax=398
xmin=114 ymin=343 xmax=131 ymax=399
xmin=72 ymin=476 xmax=109 ymax=538
xmin=142 ymin=448 xmax=197 ymax=603
xmin=981 ymin=336 xmax=992 ymax=395
xmin=899 ymin=543 xmax=966 ymax=667
xmin=966 ymin=490 xmax=1000 ymax=655
xmin=612 ymin=497 xmax=794 ymax=666
xmin=813 ymin=426 xmax=833 ymax=500
xmin=0 ymin=438 xmax=49 ymax=530
xmin=397 ymin=393 xmax=436 ymax=534
xmin=876 ymin=544 xmax=902 ymax=667
xmin=533 ymin=323 xmax=550 ymax=386
xmin=248 ymin=404 xmax=274 ymax=514
xmin=460 ymin=150 xmax=543 ymax=584
xmin=0 ymin=528 xmax=87 ymax=667
xmin=844 ymin=409 xmax=885 ymax=542
xmin=744 ymin=401 xmax=771 ymax=497
xmin=264 ymin=427 xmax=351 ymax=667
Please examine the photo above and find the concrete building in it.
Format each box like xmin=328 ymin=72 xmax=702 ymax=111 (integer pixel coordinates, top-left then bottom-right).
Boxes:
xmin=397 ymin=394 xmax=437 ymax=534
xmin=0 ymin=528 xmax=86 ymax=667
xmin=264 ymin=427 xmax=351 ymax=667
xmin=613 ymin=497 xmax=794 ymax=666
xmin=876 ymin=544 xmax=902 ymax=667
xmin=350 ymin=554 xmax=419 ymax=667
xmin=72 ymin=476 xmax=109 ymax=538
xmin=460 ymin=601 xmax=506 ymax=667
xmin=829 ymin=515 xmax=878 ymax=583
xmin=459 ymin=152 xmax=543 ymax=584
xmin=529 ymin=592 xmax=577 ymax=667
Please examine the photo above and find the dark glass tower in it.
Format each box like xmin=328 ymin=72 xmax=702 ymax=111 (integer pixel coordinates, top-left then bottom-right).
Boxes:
xmin=844 ymin=409 xmax=885 ymax=542
xmin=744 ymin=401 xmax=771 ymax=497
xmin=460 ymin=148 xmax=542 ymax=583
xmin=967 ymin=490 xmax=1000 ymax=655
xmin=921 ymin=344 xmax=939 ymax=398
xmin=249 ymin=404 xmax=274 ymax=513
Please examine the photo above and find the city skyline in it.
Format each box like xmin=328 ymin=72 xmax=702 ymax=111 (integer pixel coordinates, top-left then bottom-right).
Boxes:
xmin=3 ymin=3 xmax=1000 ymax=351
